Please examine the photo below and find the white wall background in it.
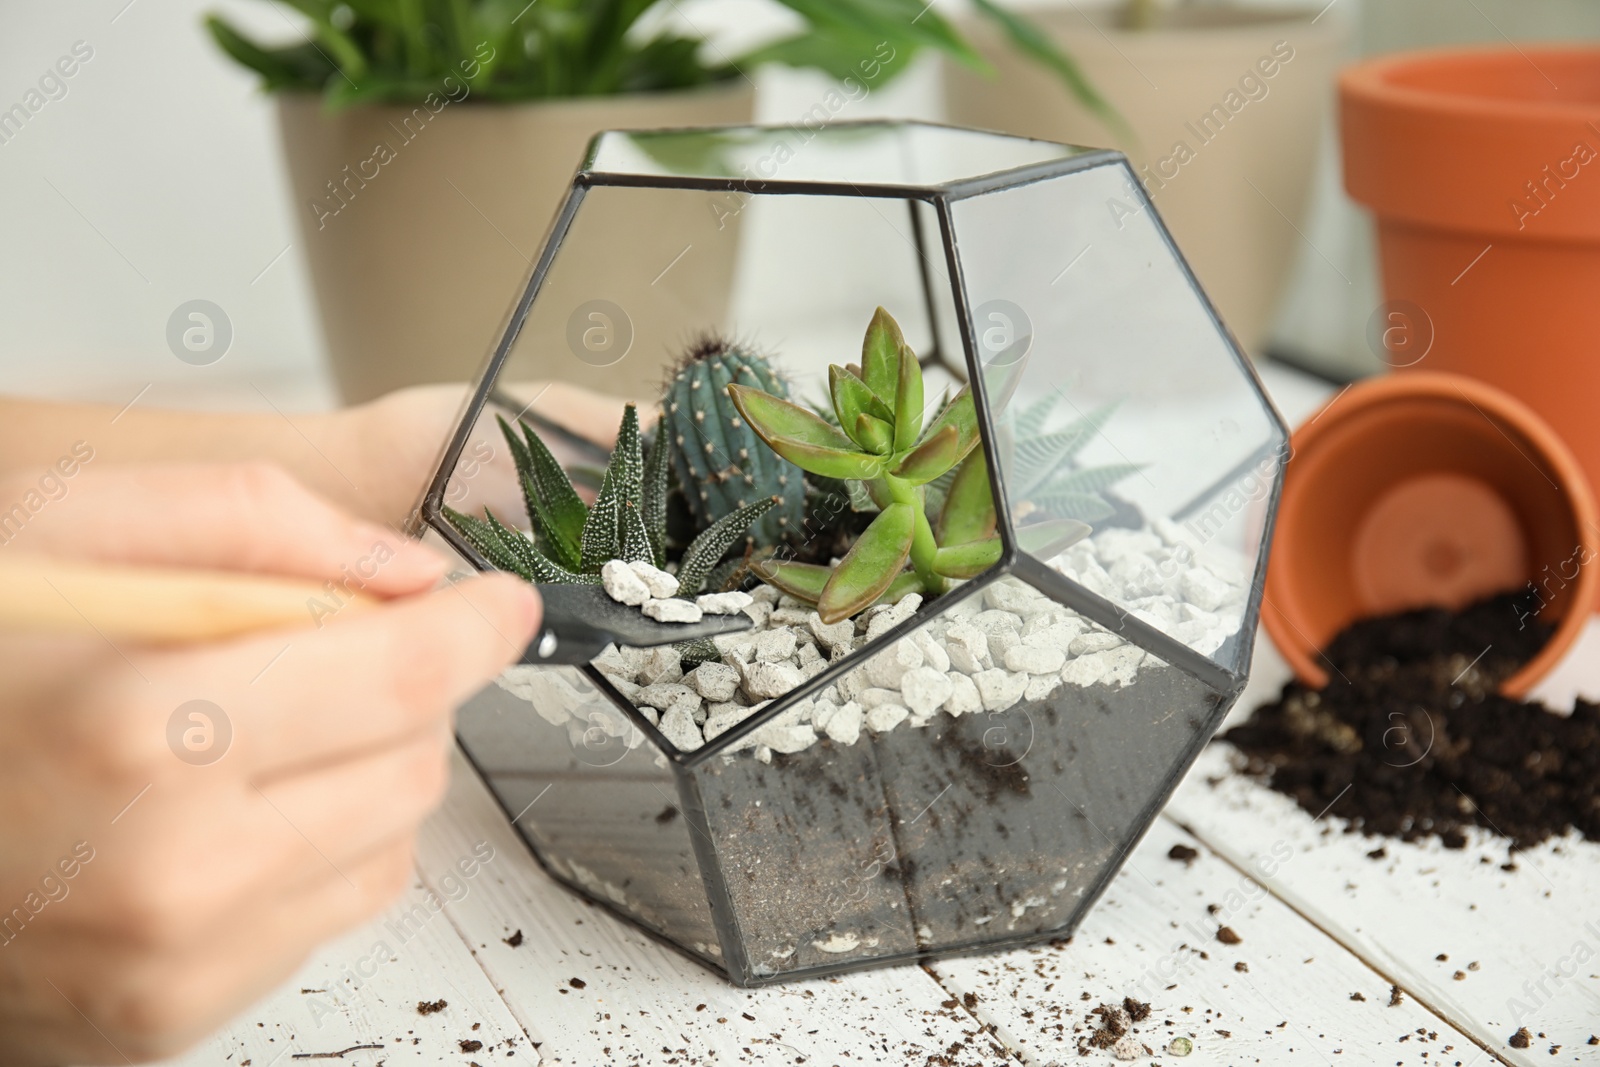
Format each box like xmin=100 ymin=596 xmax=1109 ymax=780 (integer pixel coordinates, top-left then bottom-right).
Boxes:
xmin=1 ymin=0 xmax=1594 ymax=411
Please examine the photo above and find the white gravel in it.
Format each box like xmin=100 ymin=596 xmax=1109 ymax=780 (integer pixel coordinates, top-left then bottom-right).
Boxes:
xmin=524 ymin=522 xmax=1252 ymax=761
xmin=642 ymin=597 xmax=702 ymax=623
xmin=600 ymin=559 xmax=651 ymax=606
xmin=629 ymin=560 xmax=680 ymax=599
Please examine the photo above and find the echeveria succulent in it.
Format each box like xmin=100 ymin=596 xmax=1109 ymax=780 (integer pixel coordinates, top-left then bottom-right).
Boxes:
xmin=728 ymin=307 xmax=1090 ymax=624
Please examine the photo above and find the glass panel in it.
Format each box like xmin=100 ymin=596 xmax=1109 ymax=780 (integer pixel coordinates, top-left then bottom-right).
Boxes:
xmin=456 ymin=667 xmax=724 ymax=964
xmin=950 ymin=160 xmax=1285 ymax=666
xmin=689 ymin=573 xmax=1227 ymax=979
xmin=589 ymin=124 xmax=1083 ymax=188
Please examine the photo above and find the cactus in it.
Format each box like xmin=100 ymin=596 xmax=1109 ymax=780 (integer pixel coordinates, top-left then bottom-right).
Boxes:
xmin=661 ymin=337 xmax=807 ymax=550
xmin=729 ymin=308 xmax=1093 ymax=624
xmin=442 ymin=407 xmax=776 ymax=596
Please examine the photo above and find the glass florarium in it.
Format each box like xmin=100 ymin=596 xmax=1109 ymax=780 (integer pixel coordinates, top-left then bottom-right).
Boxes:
xmin=413 ymin=121 xmax=1288 ymax=986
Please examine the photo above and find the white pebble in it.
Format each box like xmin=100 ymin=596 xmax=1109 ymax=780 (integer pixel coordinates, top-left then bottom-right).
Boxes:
xmin=754 ymin=722 xmax=818 ymax=755
xmin=642 ymin=597 xmax=703 ymax=623
xmin=637 ymin=682 xmax=696 ymax=709
xmin=943 ymin=623 xmax=990 ymax=674
xmin=911 ymin=629 xmax=951 ymax=673
xmin=974 ymin=669 xmax=1027 ymax=712
xmin=807 ymin=613 xmax=856 ymax=655
xmin=1024 ymin=673 xmax=1060 ymax=702
xmin=865 ymin=704 xmax=910 ymax=733
xmin=865 ymin=639 xmax=923 ymax=688
xmin=753 ymin=628 xmax=798 ymax=663
xmin=859 ymin=687 xmax=904 ymax=709
xmin=971 ymin=609 xmax=1022 ymax=636
xmin=825 ymin=701 xmax=863 ymax=744
xmin=900 ymin=666 xmax=953 ymax=716
xmin=601 ymin=559 xmax=652 ymax=606
xmin=944 ymin=673 xmax=981 ymax=716
xmin=1005 ymin=644 xmax=1066 ymax=674
xmin=1181 ymin=568 xmax=1232 ymax=613
xmin=1069 ymin=631 xmax=1123 ymax=656
xmin=628 ymin=559 xmax=680 ymax=599
xmin=637 ymin=647 xmax=682 ymax=685
xmin=740 ymin=660 xmax=802 ymax=700
xmin=687 ymin=662 xmax=740 ymax=702
xmin=697 ymin=591 xmax=754 ymax=615
xmin=703 ymin=703 xmax=756 ymax=741
xmin=658 ymin=707 xmax=702 ymax=751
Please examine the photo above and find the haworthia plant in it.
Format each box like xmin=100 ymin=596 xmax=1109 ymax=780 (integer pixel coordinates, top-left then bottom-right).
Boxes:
xmin=729 ymin=307 xmax=1092 ymax=624
xmin=443 ymin=406 xmax=775 ymax=596
xmin=1001 ymin=395 xmax=1143 ymax=524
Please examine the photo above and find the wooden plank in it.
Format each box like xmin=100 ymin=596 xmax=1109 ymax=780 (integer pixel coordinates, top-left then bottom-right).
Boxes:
xmin=413 ymin=748 xmax=1019 ymax=1066
xmin=930 ymin=816 xmax=1484 ymax=1066
xmin=1167 ymin=629 xmax=1600 ymax=1066
xmin=154 ymin=875 xmax=535 ymax=1067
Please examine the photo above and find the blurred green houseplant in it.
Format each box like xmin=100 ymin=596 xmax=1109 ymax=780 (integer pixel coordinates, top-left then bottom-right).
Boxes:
xmin=206 ymin=0 xmax=1109 ymax=115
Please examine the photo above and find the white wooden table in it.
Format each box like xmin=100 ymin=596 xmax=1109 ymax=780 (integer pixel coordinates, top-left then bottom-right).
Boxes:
xmin=158 ymin=365 xmax=1600 ymax=1067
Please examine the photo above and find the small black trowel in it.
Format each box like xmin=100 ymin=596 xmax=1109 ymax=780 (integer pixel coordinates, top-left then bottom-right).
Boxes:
xmin=523 ymin=584 xmax=752 ymax=666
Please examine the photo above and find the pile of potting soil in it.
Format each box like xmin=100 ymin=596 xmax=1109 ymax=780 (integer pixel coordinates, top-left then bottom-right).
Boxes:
xmin=1222 ymin=593 xmax=1600 ymax=851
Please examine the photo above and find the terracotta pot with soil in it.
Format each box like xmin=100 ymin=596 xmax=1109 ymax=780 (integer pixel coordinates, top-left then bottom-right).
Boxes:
xmin=1263 ymin=371 xmax=1599 ymax=699
xmin=944 ymin=3 xmax=1348 ymax=357
xmin=1341 ymin=45 xmax=1600 ymax=498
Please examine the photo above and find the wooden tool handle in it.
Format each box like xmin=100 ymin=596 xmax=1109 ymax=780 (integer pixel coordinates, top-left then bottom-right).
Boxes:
xmin=0 ymin=554 xmax=378 ymax=644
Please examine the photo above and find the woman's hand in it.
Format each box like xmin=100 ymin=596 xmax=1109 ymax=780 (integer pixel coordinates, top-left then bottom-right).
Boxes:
xmin=0 ymin=462 xmax=539 ymax=1065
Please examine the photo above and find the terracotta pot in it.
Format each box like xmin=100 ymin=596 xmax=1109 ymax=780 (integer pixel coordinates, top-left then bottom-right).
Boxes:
xmin=277 ymin=82 xmax=754 ymax=403
xmin=1263 ymin=372 xmax=1599 ymax=699
xmin=1341 ymin=46 xmax=1600 ymax=501
xmin=944 ymin=4 xmax=1347 ymax=356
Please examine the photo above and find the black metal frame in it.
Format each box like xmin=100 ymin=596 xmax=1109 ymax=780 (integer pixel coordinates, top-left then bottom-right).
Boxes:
xmin=420 ymin=119 xmax=1290 ymax=987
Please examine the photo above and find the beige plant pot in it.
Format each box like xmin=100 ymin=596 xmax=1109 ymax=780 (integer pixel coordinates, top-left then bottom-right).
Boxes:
xmin=277 ymin=82 xmax=755 ymax=402
xmin=944 ymin=5 xmax=1347 ymax=356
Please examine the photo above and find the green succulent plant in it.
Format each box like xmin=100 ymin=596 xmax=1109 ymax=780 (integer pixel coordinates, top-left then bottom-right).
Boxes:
xmin=728 ymin=307 xmax=1091 ymax=625
xmin=204 ymin=0 xmax=1111 ymax=122
xmin=443 ymin=406 xmax=774 ymax=596
xmin=661 ymin=338 xmax=806 ymax=550
xmin=1000 ymin=396 xmax=1143 ymax=525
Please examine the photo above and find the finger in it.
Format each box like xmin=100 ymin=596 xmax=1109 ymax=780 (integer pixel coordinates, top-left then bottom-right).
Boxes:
xmin=132 ymin=574 xmax=539 ymax=774
xmin=5 ymin=462 xmax=446 ymax=598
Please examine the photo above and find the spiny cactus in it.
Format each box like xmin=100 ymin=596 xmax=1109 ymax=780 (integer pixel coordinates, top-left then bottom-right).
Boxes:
xmin=728 ymin=307 xmax=1092 ymax=624
xmin=662 ymin=338 xmax=807 ymax=549
xmin=442 ymin=407 xmax=775 ymax=596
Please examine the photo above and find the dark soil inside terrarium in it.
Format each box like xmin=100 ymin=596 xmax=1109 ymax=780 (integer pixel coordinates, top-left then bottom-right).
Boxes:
xmin=1222 ymin=593 xmax=1600 ymax=851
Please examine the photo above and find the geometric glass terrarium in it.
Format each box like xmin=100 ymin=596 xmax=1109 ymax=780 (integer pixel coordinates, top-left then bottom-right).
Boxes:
xmin=415 ymin=121 xmax=1288 ymax=986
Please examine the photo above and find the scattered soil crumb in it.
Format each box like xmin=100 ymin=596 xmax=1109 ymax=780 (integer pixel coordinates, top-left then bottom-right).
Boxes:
xmin=1388 ymin=986 xmax=1404 ymax=1007
xmin=568 ymin=977 xmax=586 ymax=989
xmin=1216 ymin=926 xmax=1242 ymax=945
xmin=1365 ymin=846 xmax=1387 ymax=860
xmin=1222 ymin=595 xmax=1600 ymax=850
xmin=1167 ymin=844 xmax=1199 ymax=866
xmin=1349 ymin=993 xmax=1366 ymax=1002
xmin=1510 ymin=1027 xmax=1532 ymax=1049
xmin=1123 ymin=997 xmax=1151 ymax=1022
xmin=459 ymin=1038 xmax=483 ymax=1052
xmin=417 ymin=1000 xmax=448 ymax=1015
xmin=503 ymin=930 xmax=523 ymax=948
xmin=1233 ymin=961 xmax=1249 ymax=973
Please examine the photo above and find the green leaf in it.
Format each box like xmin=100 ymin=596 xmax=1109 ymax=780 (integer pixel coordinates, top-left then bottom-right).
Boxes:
xmin=846 ymin=478 xmax=881 ymax=514
xmin=579 ymin=463 xmax=622 ymax=573
xmin=1011 ymin=403 xmax=1117 ymax=498
xmin=442 ymin=506 xmax=526 ymax=578
xmin=1028 ymin=491 xmax=1116 ymax=524
xmin=860 ymin=306 xmax=904 ymax=404
xmin=499 ymin=416 xmax=587 ymax=569
xmin=677 ymin=497 xmax=778 ymax=596
xmin=486 ymin=508 xmax=597 ymax=584
xmin=818 ymin=503 xmax=915 ymax=624
xmin=937 ymin=450 xmax=998 ymax=547
xmin=893 ymin=425 xmax=961 ymax=486
xmin=640 ymin=429 xmax=670 ymax=569
xmin=853 ymin=413 xmax=895 ymax=456
xmin=921 ymin=389 xmax=981 ymax=467
xmin=751 ymin=559 xmax=832 ymax=603
xmin=760 ymin=433 xmax=890 ymax=482
xmin=611 ymin=404 xmax=644 ymax=508
xmin=1038 ymin=463 xmax=1144 ymax=498
xmin=932 ymin=537 xmax=1002 ymax=579
xmin=727 ymin=383 xmax=858 ymax=453
xmin=969 ymin=0 xmax=1128 ymax=139
xmin=893 ymin=341 xmax=924 ymax=451
xmin=830 ymin=365 xmax=893 ymax=440
xmin=1013 ymin=393 xmax=1059 ymax=438
xmin=1017 ymin=518 xmax=1093 ymax=560
xmin=619 ymin=502 xmax=653 ymax=564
